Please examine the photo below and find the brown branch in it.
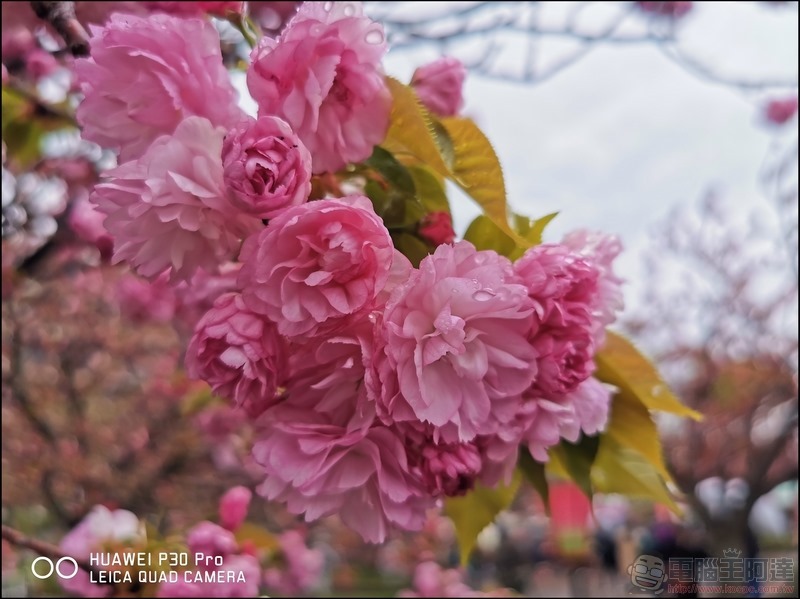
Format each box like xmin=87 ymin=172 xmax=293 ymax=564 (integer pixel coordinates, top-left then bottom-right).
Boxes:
xmin=4 ymin=308 xmax=58 ymax=444
xmin=1 ymin=524 xmax=99 ymax=577
xmin=30 ymin=1 xmax=90 ymax=57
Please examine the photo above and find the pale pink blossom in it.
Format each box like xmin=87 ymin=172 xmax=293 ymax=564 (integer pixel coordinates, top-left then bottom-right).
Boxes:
xmin=411 ymin=57 xmax=467 ymax=117
xmin=764 ymin=96 xmax=798 ymax=125
xmin=514 ymin=243 xmax=598 ymax=399
xmin=222 ymin=116 xmax=312 ymax=219
xmin=561 ymin=230 xmax=624 ymax=346
xmin=636 ymin=1 xmax=693 ymax=18
xmin=374 ymin=241 xmax=536 ymax=443
xmin=90 ymin=117 xmax=260 ymax=282
xmin=219 ymin=486 xmax=252 ymax=531
xmin=75 ymin=13 xmax=242 ymax=161
xmin=263 ymin=530 xmax=324 ymax=595
xmin=562 ymin=376 xmax=613 ymax=438
xmin=418 ymin=211 xmax=456 ymax=246
xmin=59 ymin=506 xmax=144 ymax=598
xmin=116 ymin=272 xmax=177 ymax=324
xmin=159 ymin=522 xmax=260 ymax=598
xmin=247 ymin=1 xmax=391 ymax=173
xmin=186 ymin=292 xmax=286 ymax=417
xmin=398 ymin=561 xmax=474 ymax=598
xmin=238 ymin=195 xmax=394 ymax=339
xmin=253 ymin=402 xmax=434 ymax=543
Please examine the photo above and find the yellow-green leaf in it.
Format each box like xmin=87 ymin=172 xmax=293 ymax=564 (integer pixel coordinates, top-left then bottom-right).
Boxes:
xmin=512 ymin=212 xmax=558 ymax=249
xmin=438 ymin=116 xmax=513 ymax=237
xmin=464 ymin=215 xmax=517 ymax=258
xmin=591 ymin=437 xmax=681 ymax=514
xmin=604 ymin=388 xmax=671 ymax=480
xmin=382 ymin=78 xmax=450 ymax=178
xmin=595 ymin=332 xmax=702 ymax=421
xmin=444 ymin=470 xmax=522 ymax=565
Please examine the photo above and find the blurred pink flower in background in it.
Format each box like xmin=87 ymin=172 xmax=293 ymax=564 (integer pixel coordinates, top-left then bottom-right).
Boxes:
xmin=247 ymin=1 xmax=391 ymax=173
xmin=636 ymin=1 xmax=693 ymax=18
xmin=116 ymin=272 xmax=177 ymax=324
xmin=218 ymin=486 xmax=252 ymax=531
xmin=59 ymin=506 xmax=144 ymax=598
xmin=90 ymin=117 xmax=260 ymax=282
xmin=411 ymin=57 xmax=467 ymax=117
xmin=145 ymin=1 xmax=243 ymax=16
xmin=222 ymin=116 xmax=312 ymax=219
xmin=68 ymin=193 xmax=114 ymax=259
xmin=263 ymin=530 xmax=324 ymax=595
xmin=75 ymin=13 xmax=242 ymax=161
xmin=764 ymin=96 xmax=798 ymax=125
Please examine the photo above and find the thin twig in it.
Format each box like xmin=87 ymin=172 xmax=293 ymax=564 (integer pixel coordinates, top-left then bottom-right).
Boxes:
xmin=30 ymin=1 xmax=90 ymax=57
xmin=1 ymin=524 xmax=100 ymax=577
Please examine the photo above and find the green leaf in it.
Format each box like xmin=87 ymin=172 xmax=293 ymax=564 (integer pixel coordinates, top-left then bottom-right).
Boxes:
xmin=234 ymin=523 xmax=280 ymax=554
xmin=511 ymin=212 xmax=559 ymax=251
xmin=547 ymin=435 xmax=600 ymax=498
xmin=365 ymin=146 xmax=425 ymax=227
xmin=438 ymin=116 xmax=514 ymax=238
xmin=444 ymin=470 xmax=522 ymax=565
xmin=518 ymin=449 xmax=550 ymax=513
xmin=407 ymin=165 xmax=451 ymax=214
xmin=595 ymin=332 xmax=702 ymax=421
xmin=391 ymin=232 xmax=431 ymax=267
xmin=591 ymin=437 xmax=680 ymax=513
xmin=463 ymin=215 xmax=517 ymax=258
xmin=382 ymin=78 xmax=450 ymax=178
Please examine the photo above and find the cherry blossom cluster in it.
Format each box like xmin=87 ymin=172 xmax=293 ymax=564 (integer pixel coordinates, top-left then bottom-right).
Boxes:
xmin=56 ymin=487 xmax=321 ymax=597
xmin=78 ymin=2 xmax=623 ymax=543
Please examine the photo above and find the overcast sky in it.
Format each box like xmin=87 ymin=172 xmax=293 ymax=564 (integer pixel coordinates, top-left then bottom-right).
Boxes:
xmin=378 ymin=1 xmax=799 ymax=304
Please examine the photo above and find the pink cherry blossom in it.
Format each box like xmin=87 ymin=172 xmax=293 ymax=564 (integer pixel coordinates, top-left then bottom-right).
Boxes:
xmin=173 ymin=262 xmax=242 ymax=333
xmin=59 ymin=506 xmax=144 ymax=598
xmin=262 ymin=530 xmax=324 ymax=595
xmin=636 ymin=1 xmax=693 ymax=18
xmin=186 ymin=292 xmax=286 ymax=418
xmin=253 ymin=400 xmax=434 ymax=543
xmin=90 ymin=117 xmax=260 ymax=282
xmin=398 ymin=561 xmax=475 ymax=598
xmin=374 ymin=241 xmax=536 ymax=443
xmin=247 ymin=1 xmax=391 ymax=173
xmin=514 ymin=243 xmax=599 ymax=399
xmin=561 ymin=229 xmax=624 ymax=346
xmin=222 ymin=116 xmax=312 ymax=219
xmin=418 ymin=211 xmax=456 ymax=246
xmin=411 ymin=57 xmax=467 ymax=117
xmin=764 ymin=96 xmax=798 ymax=125
xmin=284 ymin=320 xmax=376 ymax=425
xmin=75 ymin=13 xmax=242 ymax=161
xmin=219 ymin=486 xmax=252 ymax=531
xmin=159 ymin=523 xmax=260 ymax=598
xmin=238 ymin=195 xmax=394 ymax=339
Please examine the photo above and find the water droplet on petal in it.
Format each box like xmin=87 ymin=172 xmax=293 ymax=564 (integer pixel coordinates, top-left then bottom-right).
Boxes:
xmin=343 ymin=3 xmax=357 ymax=16
xmin=472 ymin=290 xmax=496 ymax=302
xmin=365 ymin=29 xmax=384 ymax=45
